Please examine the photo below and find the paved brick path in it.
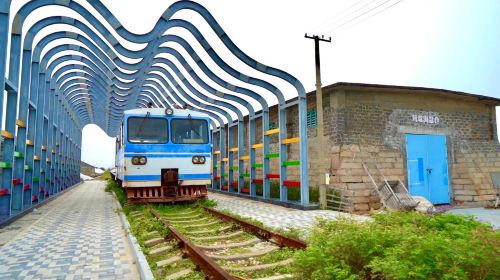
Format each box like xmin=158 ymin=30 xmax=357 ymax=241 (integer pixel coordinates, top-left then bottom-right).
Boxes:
xmin=0 ymin=181 xmax=138 ymax=279
xmin=208 ymin=192 xmax=370 ymax=231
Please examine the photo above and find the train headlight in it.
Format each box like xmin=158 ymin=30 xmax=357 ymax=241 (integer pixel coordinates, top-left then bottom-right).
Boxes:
xmin=132 ymin=156 xmax=147 ymax=165
xmin=192 ymin=156 xmax=199 ymax=164
xmin=165 ymin=108 xmax=174 ymax=116
xmin=132 ymin=157 xmax=140 ymax=165
xmin=192 ymin=156 xmax=206 ymax=164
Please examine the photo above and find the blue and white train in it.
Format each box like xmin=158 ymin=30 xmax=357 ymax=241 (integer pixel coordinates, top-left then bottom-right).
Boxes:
xmin=115 ymin=107 xmax=211 ymax=202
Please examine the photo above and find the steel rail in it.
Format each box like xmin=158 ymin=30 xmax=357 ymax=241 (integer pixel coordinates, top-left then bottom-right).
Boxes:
xmin=202 ymin=207 xmax=307 ymax=249
xmin=149 ymin=209 xmax=235 ymax=280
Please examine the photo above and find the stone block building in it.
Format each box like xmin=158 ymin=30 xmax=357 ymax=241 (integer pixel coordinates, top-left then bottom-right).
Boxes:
xmin=242 ymin=82 xmax=500 ymax=213
xmin=304 ymin=83 xmax=500 ymax=213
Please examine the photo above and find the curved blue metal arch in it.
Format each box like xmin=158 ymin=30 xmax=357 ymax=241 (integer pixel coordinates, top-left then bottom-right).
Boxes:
xmin=0 ymin=0 xmax=311 ymax=222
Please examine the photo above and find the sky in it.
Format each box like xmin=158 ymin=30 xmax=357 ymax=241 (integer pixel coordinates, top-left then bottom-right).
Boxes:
xmin=8 ymin=0 xmax=500 ymax=168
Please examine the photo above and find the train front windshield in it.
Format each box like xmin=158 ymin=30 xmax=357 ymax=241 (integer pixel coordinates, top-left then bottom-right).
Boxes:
xmin=128 ymin=117 xmax=168 ymax=143
xmin=171 ymin=119 xmax=209 ymax=144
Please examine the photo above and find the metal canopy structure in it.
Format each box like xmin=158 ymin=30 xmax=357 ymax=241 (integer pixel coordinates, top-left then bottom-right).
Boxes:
xmin=0 ymin=0 xmax=309 ymax=221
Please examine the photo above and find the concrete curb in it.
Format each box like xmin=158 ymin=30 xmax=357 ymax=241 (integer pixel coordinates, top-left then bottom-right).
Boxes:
xmin=112 ymin=194 xmax=154 ymax=280
xmin=208 ymin=189 xmax=320 ymax=210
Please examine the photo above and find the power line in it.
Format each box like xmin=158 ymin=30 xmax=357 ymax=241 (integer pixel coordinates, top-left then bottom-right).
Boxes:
xmin=326 ymin=0 xmax=403 ymax=34
xmin=309 ymin=0 xmax=369 ymax=33
xmin=318 ymin=0 xmax=381 ymax=33
xmin=335 ymin=0 xmax=406 ymax=33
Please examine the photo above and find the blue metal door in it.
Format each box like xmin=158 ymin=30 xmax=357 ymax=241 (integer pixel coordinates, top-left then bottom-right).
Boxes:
xmin=406 ymin=134 xmax=450 ymax=204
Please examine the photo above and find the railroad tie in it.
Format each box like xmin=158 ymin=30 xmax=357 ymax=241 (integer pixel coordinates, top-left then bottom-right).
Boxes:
xmin=187 ymin=225 xmax=232 ymax=235
xmin=156 ymin=255 xmax=183 ymax=268
xmin=207 ymin=245 xmax=279 ymax=261
xmin=182 ymin=221 xmax=219 ymax=229
xmin=144 ymin=237 xmax=165 ymax=247
xmin=166 ymin=268 xmax=193 ymax=280
xmin=189 ymin=230 xmax=243 ymax=241
xmin=130 ymin=211 xmax=142 ymax=217
xmin=168 ymin=216 xmax=209 ymax=224
xmin=148 ymin=245 xmax=172 ymax=257
xmin=161 ymin=209 xmax=198 ymax=217
xmin=164 ymin=213 xmax=203 ymax=221
xmin=223 ymin=258 xmax=294 ymax=272
xmin=196 ymin=238 xmax=260 ymax=251
xmin=143 ymin=231 xmax=159 ymax=238
xmin=252 ymin=274 xmax=294 ymax=280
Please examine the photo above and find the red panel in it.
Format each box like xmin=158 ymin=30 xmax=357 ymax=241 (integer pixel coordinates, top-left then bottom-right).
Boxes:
xmin=12 ymin=178 xmax=22 ymax=185
xmin=283 ymin=180 xmax=301 ymax=187
xmin=229 ymin=181 xmax=238 ymax=187
xmin=0 ymin=188 xmax=9 ymax=196
xmin=241 ymin=187 xmax=250 ymax=193
xmin=44 ymin=192 xmax=49 ymax=196
xmin=221 ymin=185 xmax=228 ymax=191
xmin=251 ymin=179 xmax=263 ymax=184
xmin=213 ymin=176 xmax=220 ymax=181
xmin=23 ymin=184 xmax=31 ymax=190
xmin=265 ymin=174 xmax=280 ymax=179
xmin=31 ymin=195 xmax=38 ymax=202
xmin=39 ymin=188 xmax=45 ymax=193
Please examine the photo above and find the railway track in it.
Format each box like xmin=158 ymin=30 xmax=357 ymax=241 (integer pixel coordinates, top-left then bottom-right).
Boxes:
xmin=130 ymin=206 xmax=306 ymax=280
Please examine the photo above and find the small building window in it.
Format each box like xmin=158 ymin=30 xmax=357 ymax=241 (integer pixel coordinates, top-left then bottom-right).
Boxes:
xmin=307 ymin=109 xmax=317 ymax=128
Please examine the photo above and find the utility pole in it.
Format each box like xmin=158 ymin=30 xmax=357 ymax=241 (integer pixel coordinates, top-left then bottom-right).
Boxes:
xmin=305 ymin=34 xmax=331 ymax=209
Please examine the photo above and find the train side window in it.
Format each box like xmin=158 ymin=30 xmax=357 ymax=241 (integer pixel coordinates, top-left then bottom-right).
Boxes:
xmin=171 ymin=119 xmax=209 ymax=144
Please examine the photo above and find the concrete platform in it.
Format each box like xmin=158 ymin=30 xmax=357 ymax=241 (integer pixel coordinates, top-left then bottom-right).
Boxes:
xmin=208 ymin=192 xmax=370 ymax=231
xmin=448 ymin=208 xmax=500 ymax=229
xmin=0 ymin=180 xmax=139 ymax=279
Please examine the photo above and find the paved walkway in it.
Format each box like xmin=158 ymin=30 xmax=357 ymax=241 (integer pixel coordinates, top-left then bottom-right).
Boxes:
xmin=0 ymin=181 xmax=139 ymax=279
xmin=208 ymin=192 xmax=370 ymax=230
xmin=448 ymin=208 xmax=500 ymax=229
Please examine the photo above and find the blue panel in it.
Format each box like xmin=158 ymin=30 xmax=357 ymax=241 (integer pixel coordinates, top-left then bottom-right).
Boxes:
xmin=125 ymin=144 xmax=211 ymax=153
xmin=124 ymin=175 xmax=160 ymax=181
xmin=406 ymin=134 xmax=450 ymax=204
xmin=124 ymin=153 xmax=210 ymax=158
xmin=124 ymin=173 xmax=211 ymax=181
xmin=427 ymin=135 xmax=450 ymax=204
xmin=406 ymin=134 xmax=427 ymax=198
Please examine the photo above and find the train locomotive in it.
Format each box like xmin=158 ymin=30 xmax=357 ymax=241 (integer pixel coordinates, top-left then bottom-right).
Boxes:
xmin=115 ymin=107 xmax=211 ymax=202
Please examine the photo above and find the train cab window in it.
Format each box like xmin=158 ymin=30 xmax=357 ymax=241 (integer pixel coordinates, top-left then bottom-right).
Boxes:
xmin=127 ymin=117 xmax=168 ymax=144
xmin=171 ymin=119 xmax=208 ymax=144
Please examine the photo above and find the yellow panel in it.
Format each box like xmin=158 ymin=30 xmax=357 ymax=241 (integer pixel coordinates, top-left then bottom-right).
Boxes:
xmin=282 ymin=137 xmax=300 ymax=144
xmin=56 ymin=143 xmax=59 ymax=147
xmin=213 ymin=150 xmax=221 ymax=155
xmin=46 ymin=158 xmax=51 ymax=162
xmin=41 ymin=145 xmax=47 ymax=151
xmin=264 ymin=128 xmax=279 ymax=135
xmin=252 ymin=143 xmax=263 ymax=149
xmin=34 ymin=155 xmax=40 ymax=161
xmin=26 ymin=139 xmax=34 ymax=146
xmin=229 ymin=147 xmax=239 ymax=152
xmin=1 ymin=130 xmax=13 ymax=139
xmin=51 ymin=149 xmax=55 ymax=154
xmin=16 ymin=119 xmax=26 ymax=128
xmin=240 ymin=155 xmax=250 ymax=161
xmin=221 ymin=158 xmax=229 ymax=162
